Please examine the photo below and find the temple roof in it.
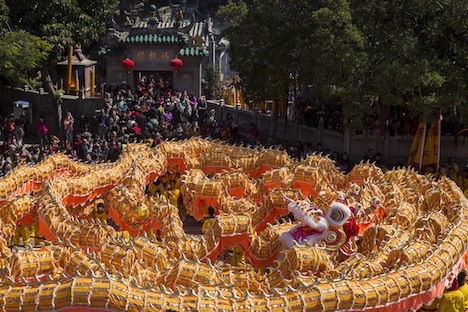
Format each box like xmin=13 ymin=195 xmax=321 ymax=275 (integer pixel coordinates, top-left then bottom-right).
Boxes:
xmin=104 ymin=1 xmax=209 ymax=58
xmin=118 ymin=34 xmax=185 ymax=44
xmin=130 ymin=17 xmax=192 ymax=30
xmin=179 ymin=46 xmax=209 ymax=57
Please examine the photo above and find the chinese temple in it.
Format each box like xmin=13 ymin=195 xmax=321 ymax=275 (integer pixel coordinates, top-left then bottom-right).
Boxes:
xmin=103 ymin=0 xmax=210 ymax=95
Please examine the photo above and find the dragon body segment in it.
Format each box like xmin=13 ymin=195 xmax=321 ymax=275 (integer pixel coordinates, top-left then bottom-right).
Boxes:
xmin=0 ymin=138 xmax=463 ymax=311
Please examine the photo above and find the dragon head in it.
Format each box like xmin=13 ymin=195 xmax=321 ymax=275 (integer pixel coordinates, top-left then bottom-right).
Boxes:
xmin=326 ymin=202 xmax=352 ymax=227
xmin=284 ymin=195 xmax=351 ymax=232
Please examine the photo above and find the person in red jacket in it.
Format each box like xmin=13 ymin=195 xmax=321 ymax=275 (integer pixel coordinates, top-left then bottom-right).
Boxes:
xmin=36 ymin=116 xmax=48 ymax=148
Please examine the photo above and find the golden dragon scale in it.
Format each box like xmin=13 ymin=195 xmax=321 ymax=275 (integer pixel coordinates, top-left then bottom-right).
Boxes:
xmin=0 ymin=138 xmax=465 ymax=311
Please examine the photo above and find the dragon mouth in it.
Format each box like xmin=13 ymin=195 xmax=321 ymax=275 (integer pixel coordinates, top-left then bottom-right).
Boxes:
xmin=290 ymin=225 xmax=322 ymax=243
xmin=296 ymin=225 xmax=313 ymax=232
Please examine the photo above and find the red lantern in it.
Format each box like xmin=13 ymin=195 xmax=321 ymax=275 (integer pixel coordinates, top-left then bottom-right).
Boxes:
xmin=170 ymin=57 xmax=183 ymax=74
xmin=122 ymin=58 xmax=135 ymax=75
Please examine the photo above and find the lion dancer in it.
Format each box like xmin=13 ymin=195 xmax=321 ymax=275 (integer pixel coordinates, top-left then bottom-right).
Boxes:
xmin=279 ymin=197 xmax=354 ymax=251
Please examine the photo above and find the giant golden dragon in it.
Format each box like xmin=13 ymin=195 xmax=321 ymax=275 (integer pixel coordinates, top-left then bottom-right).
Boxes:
xmin=0 ymin=137 xmax=466 ymax=311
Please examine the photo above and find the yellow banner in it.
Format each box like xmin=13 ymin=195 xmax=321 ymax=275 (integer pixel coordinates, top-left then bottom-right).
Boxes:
xmin=421 ymin=121 xmax=441 ymax=171
xmin=407 ymin=122 xmax=426 ymax=169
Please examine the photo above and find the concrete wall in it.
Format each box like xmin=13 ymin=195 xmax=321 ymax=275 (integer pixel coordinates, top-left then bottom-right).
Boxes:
xmin=208 ymin=101 xmax=468 ymax=166
xmin=0 ymin=86 xmax=104 ymax=136
xmin=1 ymin=89 xmax=467 ymax=166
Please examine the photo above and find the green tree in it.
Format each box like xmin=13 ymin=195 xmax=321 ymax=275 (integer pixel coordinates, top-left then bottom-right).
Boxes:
xmin=204 ymin=63 xmax=221 ymax=100
xmin=220 ymin=0 xmax=468 ymax=128
xmin=0 ymin=0 xmax=8 ymax=27
xmin=5 ymin=0 xmax=117 ymax=133
xmin=349 ymin=0 xmax=468 ymax=123
xmin=219 ymin=0 xmax=294 ymax=104
xmin=218 ymin=0 xmax=364 ymax=137
xmin=7 ymin=0 xmax=116 ymax=61
xmin=218 ymin=0 xmax=364 ymax=107
xmin=0 ymin=31 xmax=51 ymax=86
xmin=0 ymin=0 xmax=51 ymax=87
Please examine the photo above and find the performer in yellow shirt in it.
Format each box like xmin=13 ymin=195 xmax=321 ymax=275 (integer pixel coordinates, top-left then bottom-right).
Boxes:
xmin=160 ymin=170 xmax=174 ymax=188
xmin=437 ymin=279 xmax=464 ymax=312
xmin=94 ymin=202 xmax=108 ymax=223
xmin=155 ymin=189 xmax=168 ymax=203
xmin=457 ymin=271 xmax=468 ymax=311
xmin=165 ymin=180 xmax=180 ymax=207
xmin=165 ymin=179 xmax=186 ymax=220
xmin=174 ymin=172 xmax=183 ymax=190
xmin=148 ymin=180 xmax=165 ymax=197
xmin=202 ymin=206 xmax=216 ymax=234
xmin=231 ymin=245 xmax=246 ymax=267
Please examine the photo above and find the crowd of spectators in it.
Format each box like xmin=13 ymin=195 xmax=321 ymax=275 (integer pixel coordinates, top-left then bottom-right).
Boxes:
xmin=0 ymin=79 xmax=286 ymax=177
xmin=0 ymin=92 xmax=363 ymax=180
xmin=295 ymin=98 xmax=461 ymax=137
xmin=0 ymin=86 xmax=212 ymax=175
xmin=0 ymin=87 xmax=467 ymax=187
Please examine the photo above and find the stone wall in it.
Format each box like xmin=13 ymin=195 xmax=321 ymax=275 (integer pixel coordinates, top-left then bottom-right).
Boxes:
xmin=0 ymin=86 xmax=103 ymax=136
xmin=1 ymin=88 xmax=467 ymax=166
xmin=208 ymin=101 xmax=468 ymax=166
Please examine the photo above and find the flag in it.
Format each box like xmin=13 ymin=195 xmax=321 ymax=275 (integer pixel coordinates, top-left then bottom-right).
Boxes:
xmin=421 ymin=119 xmax=441 ymax=172
xmin=407 ymin=122 xmax=427 ymax=170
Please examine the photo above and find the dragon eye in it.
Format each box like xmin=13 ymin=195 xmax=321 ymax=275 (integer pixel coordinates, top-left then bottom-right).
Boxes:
xmin=325 ymin=230 xmax=338 ymax=243
xmin=331 ymin=209 xmax=345 ymax=223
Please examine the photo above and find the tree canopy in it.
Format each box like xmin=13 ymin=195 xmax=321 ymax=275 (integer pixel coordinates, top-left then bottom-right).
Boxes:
xmin=349 ymin=0 xmax=468 ymax=122
xmin=219 ymin=0 xmax=468 ymax=122
xmin=0 ymin=0 xmax=51 ymax=86
xmin=0 ymin=31 xmax=51 ymax=86
xmin=0 ymin=0 xmax=116 ymax=87
xmin=7 ymin=0 xmax=116 ymax=62
xmin=218 ymin=0 xmax=364 ymax=105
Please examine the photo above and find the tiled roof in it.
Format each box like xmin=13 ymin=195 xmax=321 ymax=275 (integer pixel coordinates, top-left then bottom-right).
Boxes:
xmin=189 ymin=21 xmax=206 ymax=38
xmin=132 ymin=18 xmax=192 ymax=29
xmin=118 ymin=34 xmax=185 ymax=44
xmin=179 ymin=46 xmax=209 ymax=57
